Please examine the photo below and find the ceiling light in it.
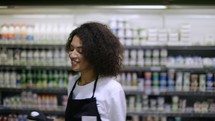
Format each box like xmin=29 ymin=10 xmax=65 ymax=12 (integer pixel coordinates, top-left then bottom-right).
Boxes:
xmin=95 ymin=5 xmax=167 ymax=9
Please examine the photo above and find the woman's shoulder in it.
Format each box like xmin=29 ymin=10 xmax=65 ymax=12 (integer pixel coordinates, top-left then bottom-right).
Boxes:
xmin=98 ymin=76 xmax=123 ymax=92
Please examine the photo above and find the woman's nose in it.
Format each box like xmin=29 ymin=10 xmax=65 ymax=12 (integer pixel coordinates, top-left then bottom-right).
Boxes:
xmin=69 ymin=50 xmax=78 ymax=58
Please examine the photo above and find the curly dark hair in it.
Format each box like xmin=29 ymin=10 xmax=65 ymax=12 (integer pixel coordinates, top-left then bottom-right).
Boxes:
xmin=66 ymin=22 xmax=124 ymax=77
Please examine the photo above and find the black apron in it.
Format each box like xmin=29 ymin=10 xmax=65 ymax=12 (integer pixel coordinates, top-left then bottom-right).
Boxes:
xmin=65 ymin=76 xmax=102 ymax=121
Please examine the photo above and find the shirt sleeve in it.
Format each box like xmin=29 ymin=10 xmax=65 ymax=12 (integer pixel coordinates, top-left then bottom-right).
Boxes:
xmin=109 ymin=87 xmax=127 ymax=121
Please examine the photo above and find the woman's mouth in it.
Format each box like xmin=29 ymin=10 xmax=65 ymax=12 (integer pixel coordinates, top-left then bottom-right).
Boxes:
xmin=71 ymin=59 xmax=80 ymax=65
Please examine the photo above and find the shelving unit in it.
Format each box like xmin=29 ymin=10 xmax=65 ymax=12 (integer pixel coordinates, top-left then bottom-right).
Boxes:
xmin=1 ymin=5 xmax=215 ymax=121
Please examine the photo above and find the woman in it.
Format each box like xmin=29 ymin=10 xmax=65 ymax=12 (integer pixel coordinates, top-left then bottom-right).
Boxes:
xmin=28 ymin=22 xmax=126 ymax=121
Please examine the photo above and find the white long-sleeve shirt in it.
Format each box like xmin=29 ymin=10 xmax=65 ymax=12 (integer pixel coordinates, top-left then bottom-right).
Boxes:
xmin=68 ymin=74 xmax=126 ymax=121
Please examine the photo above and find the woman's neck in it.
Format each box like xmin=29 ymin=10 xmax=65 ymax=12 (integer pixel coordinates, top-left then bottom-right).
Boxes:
xmin=79 ymin=70 xmax=97 ymax=86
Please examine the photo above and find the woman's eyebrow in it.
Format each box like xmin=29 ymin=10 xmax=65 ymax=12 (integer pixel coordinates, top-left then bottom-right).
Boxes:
xmin=70 ymin=45 xmax=82 ymax=48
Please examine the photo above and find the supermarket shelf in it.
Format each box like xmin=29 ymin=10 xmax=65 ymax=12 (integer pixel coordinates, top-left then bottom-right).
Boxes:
xmin=122 ymin=66 xmax=215 ymax=72
xmin=2 ymin=108 xmax=215 ymax=117
xmin=0 ymin=42 xmax=65 ymax=49
xmin=0 ymin=88 xmax=67 ymax=95
xmin=159 ymin=91 xmax=215 ymax=96
xmin=123 ymin=45 xmax=215 ymax=50
xmin=2 ymin=65 xmax=215 ymax=72
xmin=122 ymin=66 xmax=166 ymax=72
xmin=2 ymin=43 xmax=215 ymax=50
xmin=124 ymin=89 xmax=215 ymax=96
xmin=124 ymin=45 xmax=166 ymax=50
xmin=127 ymin=111 xmax=215 ymax=117
xmin=124 ymin=89 xmax=145 ymax=95
xmin=1 ymin=88 xmax=214 ymax=96
xmin=0 ymin=108 xmax=65 ymax=115
xmin=167 ymin=46 xmax=215 ymax=50
xmin=167 ymin=67 xmax=215 ymax=72
xmin=0 ymin=65 xmax=71 ymax=70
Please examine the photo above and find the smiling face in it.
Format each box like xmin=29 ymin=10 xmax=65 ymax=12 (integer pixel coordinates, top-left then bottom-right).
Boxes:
xmin=68 ymin=35 xmax=93 ymax=72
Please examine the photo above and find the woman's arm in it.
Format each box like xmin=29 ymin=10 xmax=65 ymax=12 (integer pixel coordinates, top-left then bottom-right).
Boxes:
xmin=109 ymin=88 xmax=127 ymax=121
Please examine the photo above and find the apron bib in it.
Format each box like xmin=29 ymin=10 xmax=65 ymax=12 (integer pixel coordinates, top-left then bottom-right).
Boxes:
xmin=65 ymin=76 xmax=102 ymax=121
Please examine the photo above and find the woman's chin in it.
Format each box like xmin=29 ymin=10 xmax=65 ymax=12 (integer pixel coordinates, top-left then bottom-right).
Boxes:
xmin=71 ymin=67 xmax=80 ymax=72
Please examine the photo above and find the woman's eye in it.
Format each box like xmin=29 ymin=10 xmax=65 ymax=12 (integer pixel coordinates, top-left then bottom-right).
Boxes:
xmin=70 ymin=47 xmax=74 ymax=51
xmin=77 ymin=49 xmax=83 ymax=54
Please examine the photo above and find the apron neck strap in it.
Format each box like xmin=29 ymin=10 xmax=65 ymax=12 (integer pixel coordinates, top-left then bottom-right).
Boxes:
xmin=71 ymin=75 xmax=99 ymax=98
xmin=91 ymin=75 xmax=98 ymax=98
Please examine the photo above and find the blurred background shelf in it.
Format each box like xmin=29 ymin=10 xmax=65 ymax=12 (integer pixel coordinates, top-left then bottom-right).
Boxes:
xmin=127 ymin=111 xmax=215 ymax=117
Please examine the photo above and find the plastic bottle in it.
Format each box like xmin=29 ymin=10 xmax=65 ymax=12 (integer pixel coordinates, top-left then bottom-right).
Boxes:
xmin=1 ymin=24 xmax=9 ymax=41
xmin=7 ymin=49 xmax=14 ymax=65
xmin=0 ymin=48 xmax=7 ymax=65
xmin=33 ymin=23 xmax=41 ymax=42
xmin=58 ymin=70 xmax=64 ymax=88
xmin=60 ymin=48 xmax=66 ymax=66
xmin=20 ymin=24 xmax=27 ymax=41
xmin=160 ymin=72 xmax=167 ymax=92
xmin=33 ymin=49 xmax=40 ymax=65
xmin=183 ymin=72 xmax=190 ymax=91
xmin=137 ymin=77 xmax=144 ymax=91
xmin=63 ymin=70 xmax=68 ymax=89
xmin=123 ymin=50 xmax=129 ymax=66
xmin=59 ymin=24 xmax=66 ymax=42
xmin=125 ymin=28 xmax=133 ymax=46
xmin=36 ymin=70 xmax=42 ymax=89
xmin=16 ymin=72 xmax=21 ymax=88
xmin=0 ymin=26 xmax=2 ymax=40
xmin=206 ymin=73 xmax=213 ymax=91
xmin=46 ymin=50 xmax=53 ymax=66
xmin=26 ymin=70 xmax=33 ymax=88
xmin=152 ymin=72 xmax=159 ymax=94
xmin=21 ymin=70 xmax=26 ymax=88
xmin=4 ymin=70 xmax=10 ymax=87
xmin=129 ymin=50 xmax=137 ymax=66
xmin=53 ymin=49 xmax=60 ymax=66
xmin=152 ymin=49 xmax=160 ymax=66
xmin=131 ymin=72 xmax=137 ymax=87
xmin=26 ymin=24 xmax=34 ymax=41
xmin=168 ymin=71 xmax=175 ymax=91
xmin=39 ymin=49 xmax=46 ymax=66
xmin=42 ymin=70 xmax=48 ymax=89
xmin=175 ymin=72 xmax=183 ymax=91
xmin=121 ymin=73 xmax=126 ymax=87
xmin=145 ymin=49 xmax=152 ymax=67
xmin=48 ymin=70 xmax=54 ymax=88
xmin=190 ymin=74 xmax=198 ymax=91
xmin=126 ymin=72 xmax=131 ymax=87
xmin=14 ymin=49 xmax=21 ymax=65
xmin=20 ymin=50 xmax=27 ymax=65
xmin=160 ymin=49 xmax=168 ymax=66
xmin=32 ymin=70 xmax=37 ymax=88
xmin=27 ymin=50 xmax=33 ymax=65
xmin=10 ymin=71 xmax=17 ymax=88
xmin=199 ymin=74 xmax=206 ymax=92
xmin=0 ymin=70 xmax=3 ymax=87
xmin=14 ymin=24 xmax=21 ymax=41
xmin=46 ymin=24 xmax=52 ymax=43
xmin=145 ymin=72 xmax=152 ymax=94
xmin=53 ymin=70 xmax=59 ymax=88
xmin=8 ymin=24 xmax=15 ymax=41
xmin=137 ymin=49 xmax=144 ymax=67
xmin=40 ymin=24 xmax=47 ymax=42
xmin=52 ymin=24 xmax=59 ymax=43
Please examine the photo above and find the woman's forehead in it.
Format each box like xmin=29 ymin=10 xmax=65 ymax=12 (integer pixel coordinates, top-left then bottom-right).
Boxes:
xmin=70 ymin=35 xmax=82 ymax=47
